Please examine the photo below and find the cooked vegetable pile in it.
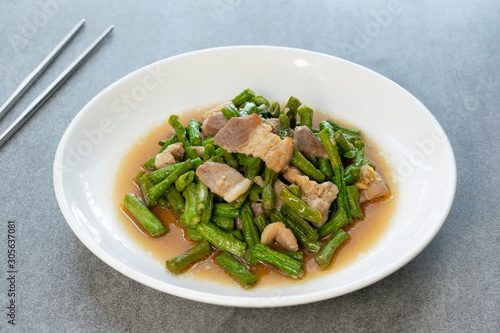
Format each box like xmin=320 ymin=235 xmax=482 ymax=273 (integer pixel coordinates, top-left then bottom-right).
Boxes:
xmin=122 ymin=89 xmax=390 ymax=287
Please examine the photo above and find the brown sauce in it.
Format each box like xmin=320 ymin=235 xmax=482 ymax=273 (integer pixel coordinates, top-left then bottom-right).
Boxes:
xmin=113 ymin=106 xmax=396 ymax=288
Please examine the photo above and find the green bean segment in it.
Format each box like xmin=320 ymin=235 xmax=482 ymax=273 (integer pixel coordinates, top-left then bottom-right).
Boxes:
xmin=221 ymin=104 xmax=240 ymax=120
xmin=182 ymin=182 xmax=201 ymax=227
xmin=284 ymin=96 xmax=302 ymax=129
xmin=214 ymin=252 xmax=258 ymax=287
xmin=213 ymin=203 xmax=240 ymax=218
xmin=123 ymin=193 xmax=168 ymax=237
xmin=149 ymin=160 xmax=193 ymax=202
xmin=165 ymin=185 xmax=185 ymax=216
xmin=254 ymin=213 xmax=268 ymax=234
xmin=315 ymin=229 xmax=349 ymax=269
xmin=317 ymin=208 xmax=349 ymax=238
xmin=347 ymin=186 xmax=362 ymax=220
xmin=278 ymin=114 xmax=290 ymax=139
xmin=319 ymin=128 xmax=342 ymax=169
xmin=280 ymin=251 xmax=304 ymax=262
xmin=211 ymin=216 xmax=234 ymax=230
xmin=232 ymin=88 xmax=256 ymax=107
xmin=298 ymin=106 xmax=313 ymax=129
xmin=249 ymin=244 xmax=302 ymax=278
xmin=291 ymin=147 xmax=325 ymax=183
xmin=279 ymin=187 xmax=322 ymax=225
xmin=196 ymin=223 xmax=247 ymax=258
xmin=168 ymin=114 xmax=199 ymax=160
xmin=240 ymin=203 xmax=260 ymax=248
xmin=175 ymin=170 xmax=195 ymax=192
xmin=166 ymin=239 xmax=211 ymax=273
xmin=187 ymin=119 xmax=202 ymax=146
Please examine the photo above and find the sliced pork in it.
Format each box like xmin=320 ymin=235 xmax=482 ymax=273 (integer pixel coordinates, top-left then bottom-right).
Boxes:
xmin=214 ymin=113 xmax=293 ymax=173
xmin=260 ymin=222 xmax=299 ymax=252
xmin=196 ymin=161 xmax=251 ymax=202
xmin=201 ymin=102 xmax=232 ymax=137
xmin=355 ymin=165 xmax=377 ymax=190
xmin=293 ymin=126 xmax=328 ymax=160
xmin=235 ymin=217 xmax=243 ymax=230
xmin=154 ymin=142 xmax=185 ymax=169
xmin=273 ymin=178 xmax=287 ymax=210
xmin=284 ymin=167 xmax=338 ymax=227
xmin=250 ymin=201 xmax=263 ymax=217
xmin=356 ymin=165 xmax=390 ymax=203
xmin=264 ymin=118 xmax=280 ymax=135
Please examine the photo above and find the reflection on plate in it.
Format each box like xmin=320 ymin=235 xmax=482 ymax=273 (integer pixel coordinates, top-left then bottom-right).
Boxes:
xmin=53 ymin=46 xmax=456 ymax=307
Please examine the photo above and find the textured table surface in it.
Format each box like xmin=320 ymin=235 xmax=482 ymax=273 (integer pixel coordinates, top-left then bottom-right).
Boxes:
xmin=0 ymin=1 xmax=498 ymax=332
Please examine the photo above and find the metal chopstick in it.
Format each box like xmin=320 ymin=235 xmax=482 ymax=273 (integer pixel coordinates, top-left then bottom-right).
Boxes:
xmin=0 ymin=19 xmax=86 ymax=122
xmin=0 ymin=25 xmax=114 ymax=149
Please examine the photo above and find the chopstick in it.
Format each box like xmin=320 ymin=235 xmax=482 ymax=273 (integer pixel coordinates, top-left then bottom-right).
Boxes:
xmin=0 ymin=25 xmax=114 ymax=149
xmin=0 ymin=19 xmax=86 ymax=122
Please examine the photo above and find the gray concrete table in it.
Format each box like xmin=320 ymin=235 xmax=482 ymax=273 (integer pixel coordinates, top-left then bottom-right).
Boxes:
xmin=0 ymin=1 xmax=498 ymax=332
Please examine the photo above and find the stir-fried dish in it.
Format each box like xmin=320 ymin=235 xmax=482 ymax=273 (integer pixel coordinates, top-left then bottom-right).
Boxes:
xmin=121 ymin=89 xmax=391 ymax=287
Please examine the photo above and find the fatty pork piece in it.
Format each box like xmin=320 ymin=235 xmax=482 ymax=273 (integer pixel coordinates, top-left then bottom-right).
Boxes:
xmin=355 ymin=164 xmax=390 ymax=203
xmin=196 ymin=161 xmax=251 ymax=203
xmin=284 ymin=167 xmax=339 ymax=227
xmin=260 ymin=222 xmax=299 ymax=252
xmin=250 ymin=201 xmax=263 ymax=218
xmin=293 ymin=126 xmax=328 ymax=160
xmin=201 ymin=101 xmax=232 ymax=136
xmin=273 ymin=178 xmax=287 ymax=210
xmin=264 ymin=118 xmax=280 ymax=135
xmin=214 ymin=113 xmax=294 ymax=173
xmin=154 ymin=142 xmax=185 ymax=169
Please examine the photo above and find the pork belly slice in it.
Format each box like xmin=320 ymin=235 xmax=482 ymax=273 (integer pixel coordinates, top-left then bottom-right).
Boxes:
xmin=273 ymin=178 xmax=287 ymax=211
xmin=260 ymin=222 xmax=299 ymax=252
xmin=196 ymin=161 xmax=251 ymax=203
xmin=284 ymin=167 xmax=339 ymax=227
xmin=154 ymin=142 xmax=185 ymax=169
xmin=214 ymin=113 xmax=293 ymax=173
xmin=293 ymin=126 xmax=328 ymax=160
xmin=264 ymin=118 xmax=280 ymax=135
xmin=250 ymin=201 xmax=263 ymax=218
xmin=201 ymin=101 xmax=232 ymax=137
xmin=356 ymin=165 xmax=390 ymax=203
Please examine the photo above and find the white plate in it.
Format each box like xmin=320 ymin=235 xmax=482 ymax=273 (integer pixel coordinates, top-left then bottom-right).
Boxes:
xmin=53 ymin=46 xmax=456 ymax=307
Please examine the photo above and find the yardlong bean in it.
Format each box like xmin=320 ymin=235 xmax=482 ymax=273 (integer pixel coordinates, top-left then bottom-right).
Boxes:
xmin=166 ymin=239 xmax=211 ymax=273
xmin=168 ymin=114 xmax=199 ymax=160
xmin=196 ymin=222 xmax=247 ymax=257
xmin=315 ymin=229 xmax=349 ymax=269
xmin=214 ymin=252 xmax=258 ymax=287
xmin=284 ymin=96 xmax=302 ymax=129
xmin=123 ymin=193 xmax=168 ymax=237
xmin=240 ymin=203 xmax=260 ymax=248
xmin=290 ymin=147 xmax=325 ymax=182
xmin=279 ymin=187 xmax=322 ymax=225
xmin=249 ymin=243 xmax=303 ymax=278
xmin=149 ymin=160 xmax=193 ymax=201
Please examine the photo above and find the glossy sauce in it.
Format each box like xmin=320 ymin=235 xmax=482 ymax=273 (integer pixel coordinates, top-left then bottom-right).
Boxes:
xmin=114 ymin=106 xmax=396 ymax=288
